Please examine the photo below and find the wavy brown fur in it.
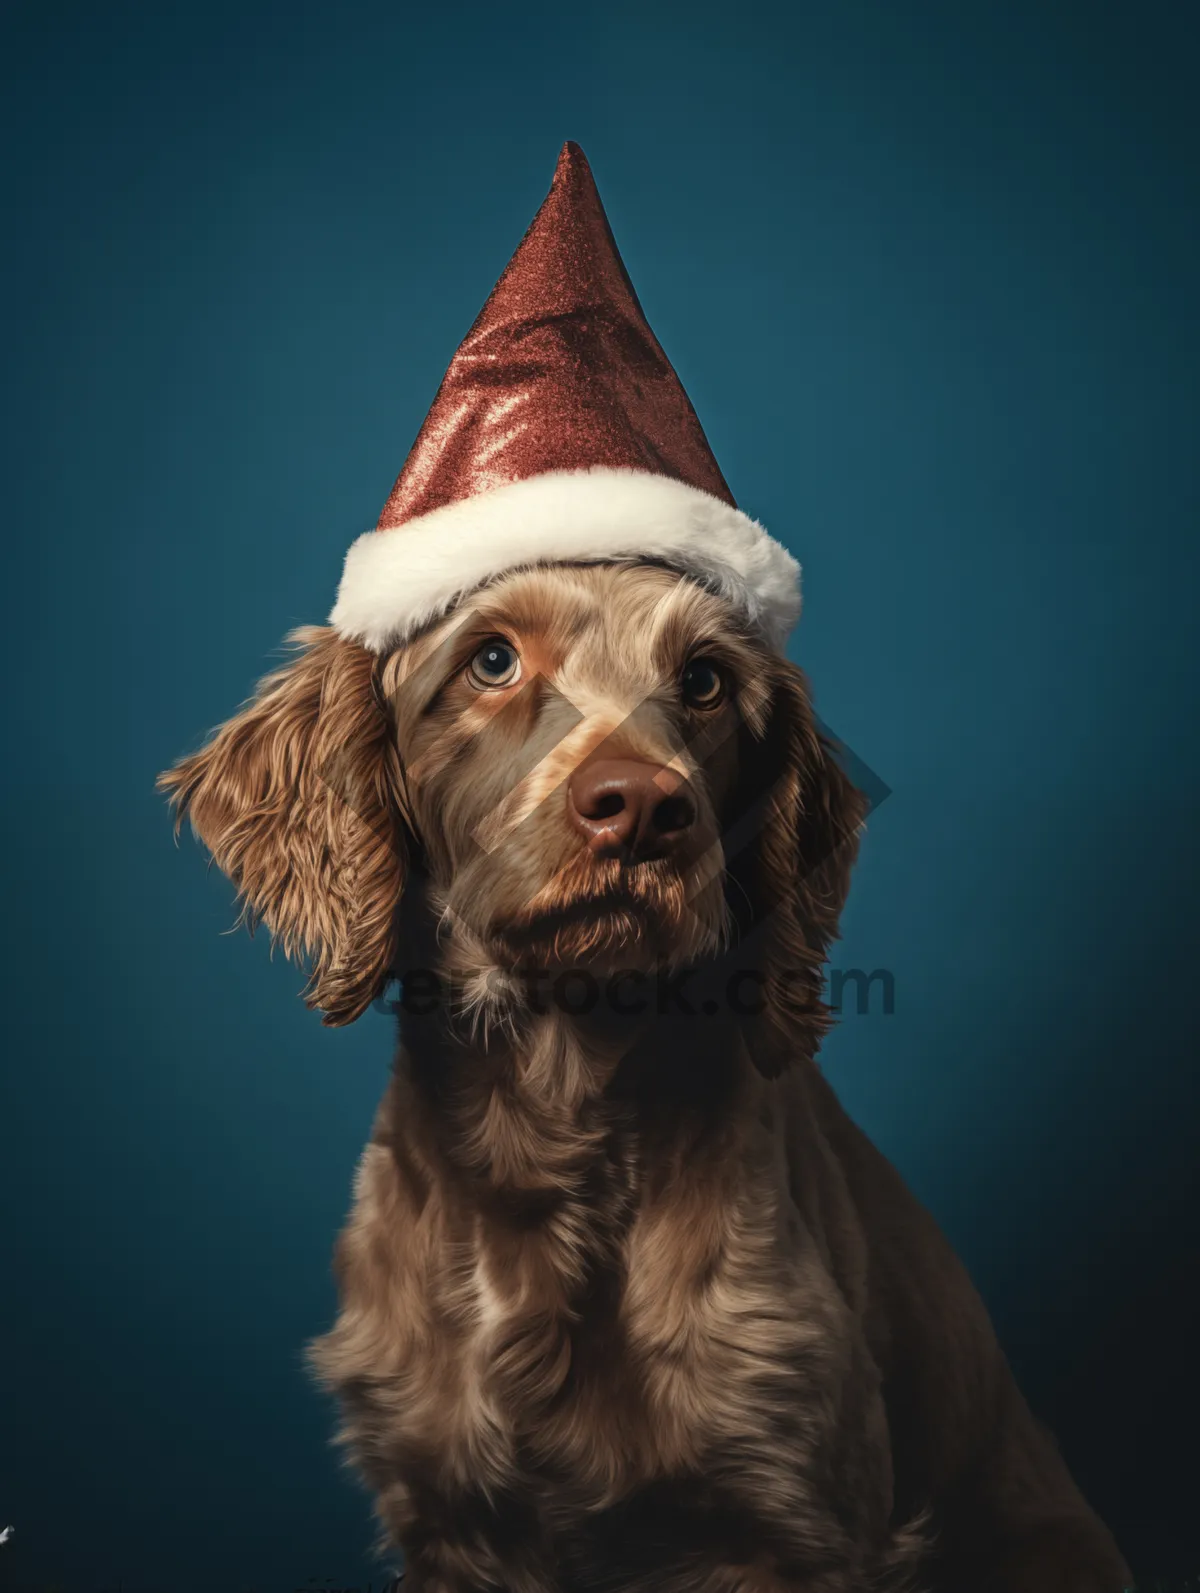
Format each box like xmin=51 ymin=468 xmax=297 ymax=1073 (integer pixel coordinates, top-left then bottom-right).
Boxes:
xmin=160 ymin=564 xmax=1131 ymax=1591
xmin=158 ymin=626 xmax=405 ymax=1024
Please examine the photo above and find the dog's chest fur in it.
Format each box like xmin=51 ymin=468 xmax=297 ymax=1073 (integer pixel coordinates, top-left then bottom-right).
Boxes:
xmin=310 ymin=1023 xmax=911 ymax=1591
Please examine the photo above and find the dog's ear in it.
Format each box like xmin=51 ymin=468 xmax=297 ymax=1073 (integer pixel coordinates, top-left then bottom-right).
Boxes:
xmin=741 ymin=659 xmax=866 ymax=1077
xmin=158 ymin=626 xmax=406 ymax=1026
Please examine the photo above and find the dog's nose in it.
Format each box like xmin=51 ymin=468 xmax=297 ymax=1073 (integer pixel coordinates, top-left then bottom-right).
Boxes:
xmin=567 ymin=759 xmax=697 ymax=859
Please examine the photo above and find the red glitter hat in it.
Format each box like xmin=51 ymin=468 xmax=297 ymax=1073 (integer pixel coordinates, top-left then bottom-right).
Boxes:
xmin=330 ymin=143 xmax=800 ymax=652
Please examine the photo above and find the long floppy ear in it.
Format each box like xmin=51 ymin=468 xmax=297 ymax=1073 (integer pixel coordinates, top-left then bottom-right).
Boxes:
xmin=740 ymin=658 xmax=867 ymax=1077
xmin=158 ymin=625 xmax=406 ymax=1026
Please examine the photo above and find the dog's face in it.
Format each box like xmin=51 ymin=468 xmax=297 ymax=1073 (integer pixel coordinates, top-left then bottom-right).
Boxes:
xmin=383 ymin=563 xmax=761 ymax=975
xmin=160 ymin=561 xmax=862 ymax=1068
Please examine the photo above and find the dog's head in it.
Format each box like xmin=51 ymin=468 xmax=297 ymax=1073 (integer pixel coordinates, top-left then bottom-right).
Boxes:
xmin=160 ymin=562 xmax=863 ymax=1070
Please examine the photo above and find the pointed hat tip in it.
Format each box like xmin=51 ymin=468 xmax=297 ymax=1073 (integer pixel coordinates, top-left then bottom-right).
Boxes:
xmin=556 ymin=140 xmax=590 ymax=174
xmin=549 ymin=142 xmax=601 ymax=208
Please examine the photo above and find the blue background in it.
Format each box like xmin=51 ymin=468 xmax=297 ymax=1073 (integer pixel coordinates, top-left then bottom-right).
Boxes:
xmin=2 ymin=0 xmax=1197 ymax=1586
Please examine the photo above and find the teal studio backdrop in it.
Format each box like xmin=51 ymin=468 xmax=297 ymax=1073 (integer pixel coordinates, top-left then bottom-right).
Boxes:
xmin=1 ymin=0 xmax=1197 ymax=1587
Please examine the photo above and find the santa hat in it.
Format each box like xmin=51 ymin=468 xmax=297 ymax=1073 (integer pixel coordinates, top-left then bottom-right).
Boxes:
xmin=330 ymin=143 xmax=801 ymax=653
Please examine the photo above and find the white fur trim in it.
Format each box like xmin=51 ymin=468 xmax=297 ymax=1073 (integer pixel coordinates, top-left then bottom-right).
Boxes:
xmin=329 ymin=466 xmax=801 ymax=653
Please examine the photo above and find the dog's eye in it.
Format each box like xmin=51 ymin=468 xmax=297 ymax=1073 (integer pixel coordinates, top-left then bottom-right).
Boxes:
xmin=468 ymin=638 xmax=521 ymax=689
xmin=681 ymin=657 xmax=725 ymax=709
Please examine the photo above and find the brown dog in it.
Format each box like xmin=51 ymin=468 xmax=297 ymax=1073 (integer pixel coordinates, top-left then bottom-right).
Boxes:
xmin=161 ymin=561 xmax=1131 ymax=1592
